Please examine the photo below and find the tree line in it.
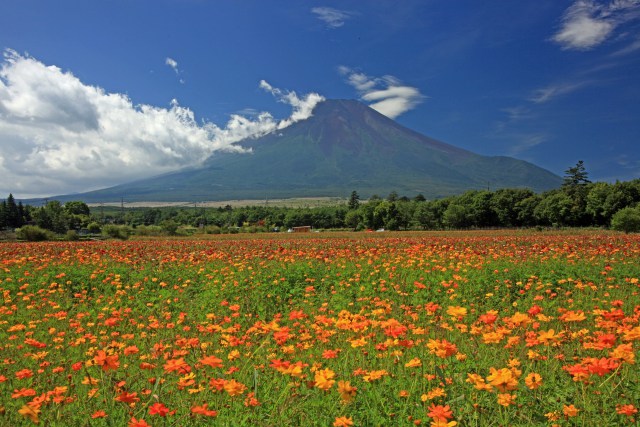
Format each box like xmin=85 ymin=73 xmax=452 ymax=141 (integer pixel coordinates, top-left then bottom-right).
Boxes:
xmin=2 ymin=162 xmax=640 ymax=238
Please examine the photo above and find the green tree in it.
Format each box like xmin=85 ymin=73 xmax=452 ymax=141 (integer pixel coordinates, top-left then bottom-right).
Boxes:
xmin=413 ymin=202 xmax=438 ymax=229
xmin=395 ymin=199 xmax=414 ymax=230
xmin=585 ymin=182 xmax=611 ymax=226
xmin=373 ymin=200 xmax=398 ymax=230
xmin=344 ymin=209 xmax=361 ymax=231
xmin=6 ymin=194 xmax=20 ymax=228
xmin=561 ymin=161 xmax=591 ymax=225
xmin=0 ymin=200 xmax=6 ymax=229
xmin=442 ymin=203 xmax=471 ymax=229
xmin=611 ymin=206 xmax=640 ymax=233
xmin=491 ymin=188 xmax=535 ymax=227
xmin=534 ymin=192 xmax=574 ymax=227
xmin=562 ymin=160 xmax=590 ymax=188
xmin=348 ymin=191 xmax=360 ymax=210
xmin=515 ymin=195 xmax=541 ymax=227
xmin=160 ymin=219 xmax=179 ymax=235
xmin=34 ymin=201 xmax=69 ymax=234
xmin=64 ymin=201 xmax=90 ymax=216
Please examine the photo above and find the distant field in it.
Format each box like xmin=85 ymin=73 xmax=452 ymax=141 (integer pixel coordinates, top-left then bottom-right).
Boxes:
xmin=1 ymin=230 xmax=638 ymax=426
xmin=89 ymin=196 xmax=347 ymax=209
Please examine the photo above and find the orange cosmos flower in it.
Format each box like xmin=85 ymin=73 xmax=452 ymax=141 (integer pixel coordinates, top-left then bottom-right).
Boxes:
xmin=191 ymin=403 xmax=218 ymax=417
xmin=128 ymin=417 xmax=151 ymax=427
xmin=314 ymin=368 xmax=336 ymax=391
xmin=244 ymin=392 xmax=260 ymax=407
xmin=363 ymin=369 xmax=388 ymax=382
xmin=94 ymin=350 xmax=120 ymax=371
xmin=337 ymin=380 xmax=357 ymax=403
xmin=427 ymin=339 xmax=458 ymax=358
xmin=478 ymin=310 xmax=498 ymax=325
xmin=616 ymin=404 xmax=638 ymax=416
xmin=562 ymin=404 xmax=579 ymax=417
xmin=497 ymin=393 xmax=516 ymax=407
xmin=610 ymin=343 xmax=635 ymax=364
xmin=427 ymin=404 xmax=453 ymax=421
xmin=148 ymin=402 xmax=171 ymax=416
xmin=115 ymin=391 xmax=140 ymax=404
xmin=524 ymin=372 xmax=543 ymax=390
xmin=482 ymin=331 xmax=504 ymax=344
xmin=405 ymin=357 xmax=422 ymax=368
xmin=18 ymin=405 xmax=40 ymax=423
xmin=544 ymin=411 xmax=560 ymax=421
xmin=12 ymin=388 xmax=37 ymax=398
xmin=123 ymin=345 xmax=139 ymax=356
xmin=559 ymin=310 xmax=586 ymax=322
xmin=223 ymin=379 xmax=247 ymax=396
xmin=177 ymin=372 xmax=196 ymax=389
xmin=209 ymin=378 xmax=226 ymax=392
xmin=486 ymin=368 xmax=518 ymax=392
xmin=15 ymin=369 xmax=34 ymax=380
xmin=537 ymin=329 xmax=562 ymax=346
xmin=422 ymin=387 xmax=446 ymax=401
xmin=91 ymin=410 xmax=107 ymax=418
xmin=586 ymin=357 xmax=618 ymax=376
xmin=446 ymin=306 xmax=467 ymax=320
xmin=163 ymin=358 xmax=190 ymax=374
xmin=333 ymin=416 xmax=354 ymax=426
xmin=466 ymin=373 xmax=493 ymax=391
xmin=322 ymin=349 xmax=339 ymax=359
xmin=200 ymin=355 xmax=223 ymax=368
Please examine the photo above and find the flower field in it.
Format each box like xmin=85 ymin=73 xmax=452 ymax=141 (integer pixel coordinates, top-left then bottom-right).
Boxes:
xmin=1 ymin=231 xmax=639 ymax=426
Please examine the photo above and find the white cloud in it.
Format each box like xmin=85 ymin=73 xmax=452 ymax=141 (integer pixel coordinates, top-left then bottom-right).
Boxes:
xmin=259 ymin=80 xmax=325 ymax=129
xmin=165 ymin=57 xmax=184 ymax=84
xmin=339 ymin=67 xmax=424 ymax=119
xmin=611 ymin=35 xmax=640 ymax=55
xmin=0 ymin=50 xmax=324 ymax=198
xmin=507 ymin=133 xmax=548 ymax=156
xmin=311 ymin=7 xmax=353 ymax=28
xmin=529 ymin=81 xmax=589 ymax=103
xmin=165 ymin=57 xmax=179 ymax=73
xmin=552 ymin=0 xmax=640 ymax=50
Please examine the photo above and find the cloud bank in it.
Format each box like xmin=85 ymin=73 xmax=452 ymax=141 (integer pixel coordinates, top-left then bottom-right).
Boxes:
xmin=339 ymin=66 xmax=424 ymax=119
xmin=0 ymin=50 xmax=323 ymax=198
xmin=552 ymin=0 xmax=640 ymax=50
xmin=311 ymin=7 xmax=353 ymax=28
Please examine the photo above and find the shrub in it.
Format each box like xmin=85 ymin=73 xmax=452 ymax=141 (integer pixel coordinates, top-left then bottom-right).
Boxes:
xmin=16 ymin=225 xmax=55 ymax=241
xmin=204 ymin=225 xmax=221 ymax=234
xmin=66 ymin=230 xmax=80 ymax=241
xmin=87 ymin=222 xmax=102 ymax=234
xmin=102 ymin=224 xmax=131 ymax=240
xmin=133 ymin=225 xmax=164 ymax=236
xmin=611 ymin=206 xmax=640 ymax=233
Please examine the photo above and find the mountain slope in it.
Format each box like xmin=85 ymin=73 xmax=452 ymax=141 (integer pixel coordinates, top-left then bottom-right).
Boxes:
xmin=52 ymin=99 xmax=561 ymax=202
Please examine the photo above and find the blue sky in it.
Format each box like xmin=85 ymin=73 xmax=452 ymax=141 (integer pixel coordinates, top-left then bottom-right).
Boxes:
xmin=1 ymin=0 xmax=639 ymax=198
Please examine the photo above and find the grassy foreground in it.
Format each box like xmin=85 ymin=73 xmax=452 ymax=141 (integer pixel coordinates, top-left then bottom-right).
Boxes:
xmin=0 ymin=231 xmax=639 ymax=426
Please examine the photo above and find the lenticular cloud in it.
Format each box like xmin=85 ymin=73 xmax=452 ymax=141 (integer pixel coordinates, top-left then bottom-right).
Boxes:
xmin=338 ymin=66 xmax=424 ymax=119
xmin=0 ymin=50 xmax=323 ymax=198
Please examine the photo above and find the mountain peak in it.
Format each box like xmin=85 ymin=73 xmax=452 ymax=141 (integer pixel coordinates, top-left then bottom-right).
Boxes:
xmin=48 ymin=99 xmax=562 ymax=202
